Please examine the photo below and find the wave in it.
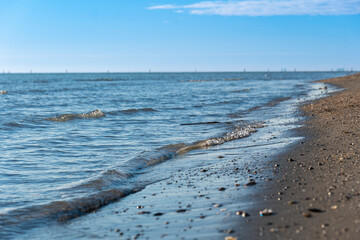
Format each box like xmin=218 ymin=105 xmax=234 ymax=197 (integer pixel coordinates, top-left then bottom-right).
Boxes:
xmin=0 ymin=122 xmax=263 ymax=237
xmin=183 ymin=78 xmax=243 ymax=83
xmin=228 ymin=97 xmax=292 ymax=118
xmin=46 ymin=109 xmax=106 ymax=122
xmin=76 ymin=78 xmax=113 ymax=82
xmin=3 ymin=122 xmax=25 ymax=128
xmin=230 ymin=88 xmax=250 ymax=93
xmin=108 ymin=108 xmax=158 ymax=115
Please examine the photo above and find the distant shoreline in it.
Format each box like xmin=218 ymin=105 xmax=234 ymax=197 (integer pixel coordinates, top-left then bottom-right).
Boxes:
xmin=0 ymin=70 xmax=358 ymax=74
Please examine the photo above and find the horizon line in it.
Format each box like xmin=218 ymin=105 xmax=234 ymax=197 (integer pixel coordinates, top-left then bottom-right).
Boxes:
xmin=0 ymin=70 xmax=358 ymax=74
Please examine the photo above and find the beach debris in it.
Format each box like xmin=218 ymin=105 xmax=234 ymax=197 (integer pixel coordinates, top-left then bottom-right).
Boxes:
xmin=218 ymin=155 xmax=225 ymax=158
xmin=321 ymin=223 xmax=329 ymax=228
xmin=236 ymin=211 xmax=249 ymax=217
xmin=259 ymin=208 xmax=273 ymax=216
xmin=270 ymin=228 xmax=279 ymax=233
xmin=244 ymin=180 xmax=257 ymax=187
xmin=288 ymin=201 xmax=298 ymax=205
xmin=302 ymin=212 xmax=312 ymax=218
xmin=288 ymin=158 xmax=295 ymax=162
xmin=137 ymin=211 xmax=151 ymax=215
xmin=137 ymin=205 xmax=144 ymax=209
xmin=225 ymin=236 xmax=237 ymax=240
xmin=218 ymin=187 xmax=226 ymax=191
xmin=331 ymin=205 xmax=338 ymax=210
xmin=213 ymin=204 xmax=222 ymax=208
xmin=308 ymin=208 xmax=324 ymax=213
xmin=0 ymin=90 xmax=7 ymax=94
xmin=200 ymin=169 xmax=208 ymax=172
xmin=226 ymin=229 xmax=235 ymax=234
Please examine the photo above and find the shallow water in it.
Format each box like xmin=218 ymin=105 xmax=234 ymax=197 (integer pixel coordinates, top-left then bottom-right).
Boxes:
xmin=0 ymin=72 xmax=351 ymax=238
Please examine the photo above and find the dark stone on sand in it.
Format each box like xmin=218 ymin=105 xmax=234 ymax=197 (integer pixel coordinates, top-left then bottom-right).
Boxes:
xmin=308 ymin=208 xmax=324 ymax=213
xmin=218 ymin=156 xmax=225 ymax=158
xmin=218 ymin=187 xmax=226 ymax=191
xmin=176 ymin=209 xmax=187 ymax=213
xmin=137 ymin=211 xmax=151 ymax=214
xmin=244 ymin=181 xmax=257 ymax=187
xmin=288 ymin=158 xmax=295 ymax=162
xmin=153 ymin=212 xmax=164 ymax=216
xmin=200 ymin=169 xmax=208 ymax=172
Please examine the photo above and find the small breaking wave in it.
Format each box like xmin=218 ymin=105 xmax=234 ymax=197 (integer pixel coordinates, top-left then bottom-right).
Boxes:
xmin=0 ymin=121 xmax=263 ymax=237
xmin=147 ymin=122 xmax=264 ymax=166
xmin=46 ymin=109 xmax=106 ymax=122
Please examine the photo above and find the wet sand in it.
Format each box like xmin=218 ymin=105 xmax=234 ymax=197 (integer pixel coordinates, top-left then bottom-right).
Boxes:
xmin=242 ymin=73 xmax=360 ymax=239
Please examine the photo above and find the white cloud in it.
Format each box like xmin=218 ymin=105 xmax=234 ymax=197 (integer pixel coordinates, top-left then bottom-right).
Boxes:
xmin=148 ymin=0 xmax=360 ymax=16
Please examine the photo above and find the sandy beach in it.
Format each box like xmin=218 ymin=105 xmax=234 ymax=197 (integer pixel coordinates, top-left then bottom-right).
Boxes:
xmin=241 ymin=73 xmax=360 ymax=239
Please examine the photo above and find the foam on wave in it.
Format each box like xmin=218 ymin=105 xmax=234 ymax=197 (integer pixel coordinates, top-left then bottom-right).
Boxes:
xmin=46 ymin=109 xmax=106 ymax=122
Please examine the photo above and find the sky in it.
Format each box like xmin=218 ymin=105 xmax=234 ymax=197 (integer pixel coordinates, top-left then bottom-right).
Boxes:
xmin=0 ymin=0 xmax=359 ymax=73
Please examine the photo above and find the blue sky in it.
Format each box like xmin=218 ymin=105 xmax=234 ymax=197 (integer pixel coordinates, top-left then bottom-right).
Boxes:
xmin=0 ymin=0 xmax=359 ymax=72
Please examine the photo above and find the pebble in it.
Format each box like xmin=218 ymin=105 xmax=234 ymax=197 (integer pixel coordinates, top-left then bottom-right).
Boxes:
xmin=218 ymin=156 xmax=225 ymax=158
xmin=308 ymin=208 xmax=324 ymax=213
xmin=224 ymin=237 xmax=237 ymax=240
xmin=176 ymin=209 xmax=187 ymax=213
xmin=218 ymin=187 xmax=226 ymax=191
xmin=288 ymin=201 xmax=298 ymax=205
xmin=303 ymin=212 xmax=312 ymax=218
xmin=137 ymin=211 xmax=151 ymax=214
xmin=153 ymin=212 xmax=164 ymax=216
xmin=236 ymin=211 xmax=249 ymax=217
xmin=213 ymin=204 xmax=222 ymax=208
xmin=244 ymin=181 xmax=257 ymax=187
xmin=259 ymin=208 xmax=273 ymax=216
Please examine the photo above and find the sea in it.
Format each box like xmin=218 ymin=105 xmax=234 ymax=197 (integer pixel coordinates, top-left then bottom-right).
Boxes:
xmin=0 ymin=71 xmax=352 ymax=239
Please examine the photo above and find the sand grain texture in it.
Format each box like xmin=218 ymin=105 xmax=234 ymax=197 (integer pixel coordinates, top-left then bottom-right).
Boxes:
xmin=245 ymin=73 xmax=360 ymax=239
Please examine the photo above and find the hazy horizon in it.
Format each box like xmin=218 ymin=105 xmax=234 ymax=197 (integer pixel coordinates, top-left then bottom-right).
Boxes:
xmin=1 ymin=0 xmax=359 ymax=72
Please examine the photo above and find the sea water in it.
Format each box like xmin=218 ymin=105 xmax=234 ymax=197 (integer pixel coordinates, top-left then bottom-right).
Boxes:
xmin=0 ymin=72 xmax=351 ymax=238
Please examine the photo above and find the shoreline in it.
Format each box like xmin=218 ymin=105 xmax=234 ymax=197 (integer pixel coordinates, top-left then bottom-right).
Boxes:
xmin=16 ymin=73 xmax=357 ymax=240
xmin=242 ymin=73 xmax=360 ymax=239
